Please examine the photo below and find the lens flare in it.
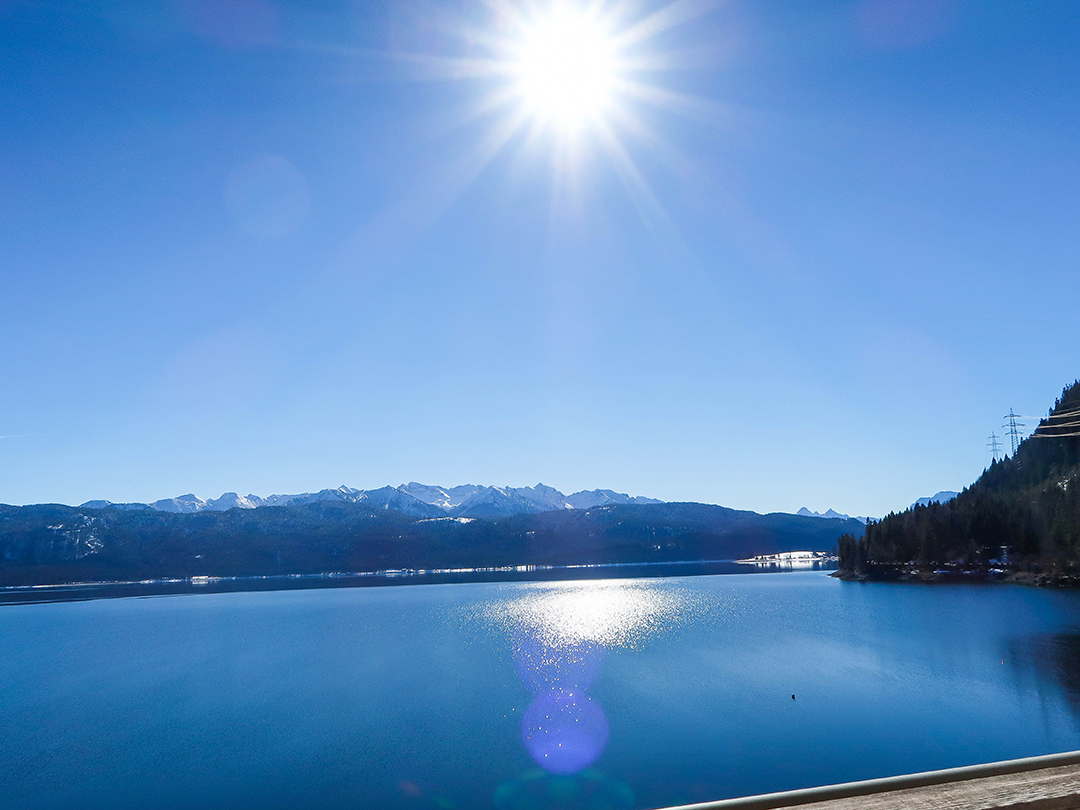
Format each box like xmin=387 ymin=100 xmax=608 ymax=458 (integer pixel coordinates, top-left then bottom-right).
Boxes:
xmin=522 ymin=689 xmax=610 ymax=774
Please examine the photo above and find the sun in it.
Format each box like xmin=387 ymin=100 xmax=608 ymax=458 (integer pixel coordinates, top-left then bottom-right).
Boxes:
xmin=383 ymin=0 xmax=721 ymax=220
xmin=508 ymin=4 xmax=621 ymax=134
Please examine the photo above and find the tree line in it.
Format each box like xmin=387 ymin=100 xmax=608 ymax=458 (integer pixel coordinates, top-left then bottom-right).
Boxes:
xmin=839 ymin=380 xmax=1080 ymax=574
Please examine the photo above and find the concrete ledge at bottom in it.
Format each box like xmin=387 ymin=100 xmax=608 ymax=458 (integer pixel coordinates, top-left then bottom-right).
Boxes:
xmin=658 ymin=750 xmax=1080 ymax=810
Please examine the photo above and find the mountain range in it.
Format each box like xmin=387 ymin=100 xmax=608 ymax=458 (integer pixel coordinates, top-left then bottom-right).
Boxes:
xmin=795 ymin=491 xmax=960 ymax=525
xmin=81 ymin=483 xmax=665 ymax=519
xmin=79 ymin=483 xmax=957 ymax=527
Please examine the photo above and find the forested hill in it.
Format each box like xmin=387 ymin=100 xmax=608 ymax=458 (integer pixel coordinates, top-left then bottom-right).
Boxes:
xmin=839 ymin=380 xmax=1080 ymax=578
xmin=0 ymin=501 xmax=862 ymax=587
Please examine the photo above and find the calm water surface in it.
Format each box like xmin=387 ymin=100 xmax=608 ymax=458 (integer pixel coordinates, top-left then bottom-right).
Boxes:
xmin=3 ymin=572 xmax=1080 ymax=810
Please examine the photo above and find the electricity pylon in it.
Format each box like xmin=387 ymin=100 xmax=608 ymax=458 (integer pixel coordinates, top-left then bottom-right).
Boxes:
xmin=1003 ymin=409 xmax=1026 ymax=456
xmin=986 ymin=432 xmax=1003 ymax=463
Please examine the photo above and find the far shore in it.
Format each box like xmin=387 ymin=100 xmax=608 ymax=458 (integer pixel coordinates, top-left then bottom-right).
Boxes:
xmin=0 ymin=557 xmax=841 ymax=606
xmin=833 ymin=566 xmax=1080 ymax=588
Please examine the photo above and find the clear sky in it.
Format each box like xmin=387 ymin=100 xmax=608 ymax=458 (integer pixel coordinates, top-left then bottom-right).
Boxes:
xmin=3 ymin=0 xmax=1079 ymax=517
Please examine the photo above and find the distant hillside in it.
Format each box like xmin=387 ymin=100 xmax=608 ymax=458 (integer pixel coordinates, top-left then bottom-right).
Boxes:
xmin=0 ymin=501 xmax=862 ymax=587
xmin=839 ymin=380 xmax=1080 ymax=578
xmin=911 ymin=491 xmax=959 ymax=509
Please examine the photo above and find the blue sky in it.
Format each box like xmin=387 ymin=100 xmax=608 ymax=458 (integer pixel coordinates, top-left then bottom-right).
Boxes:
xmin=3 ymin=0 xmax=1079 ymax=517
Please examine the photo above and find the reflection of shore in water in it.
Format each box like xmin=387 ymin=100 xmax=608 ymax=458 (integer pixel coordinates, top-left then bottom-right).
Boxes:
xmin=1008 ymin=632 xmax=1080 ymax=715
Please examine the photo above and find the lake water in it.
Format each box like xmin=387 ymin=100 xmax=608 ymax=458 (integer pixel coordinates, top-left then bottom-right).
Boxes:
xmin=3 ymin=571 xmax=1080 ymax=810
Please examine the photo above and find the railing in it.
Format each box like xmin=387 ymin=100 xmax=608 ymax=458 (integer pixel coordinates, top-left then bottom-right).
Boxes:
xmin=658 ymin=749 xmax=1080 ymax=810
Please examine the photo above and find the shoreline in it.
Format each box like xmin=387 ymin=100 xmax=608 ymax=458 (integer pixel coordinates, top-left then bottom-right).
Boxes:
xmin=0 ymin=558 xmax=840 ymax=606
xmin=832 ymin=567 xmax=1080 ymax=588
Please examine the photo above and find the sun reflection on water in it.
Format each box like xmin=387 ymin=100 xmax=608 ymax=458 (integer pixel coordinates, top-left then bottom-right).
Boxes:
xmin=482 ymin=579 xmax=695 ymax=650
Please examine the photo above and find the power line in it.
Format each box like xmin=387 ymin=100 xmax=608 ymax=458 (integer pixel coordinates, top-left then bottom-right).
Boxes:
xmin=986 ymin=432 xmax=1003 ymax=463
xmin=1038 ymin=420 xmax=1080 ymax=430
xmin=1031 ymin=404 xmax=1080 ymax=439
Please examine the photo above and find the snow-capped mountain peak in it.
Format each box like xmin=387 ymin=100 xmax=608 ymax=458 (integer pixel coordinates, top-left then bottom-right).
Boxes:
xmin=151 ymin=494 xmax=209 ymax=513
xmin=207 ymin=492 xmax=260 ymax=510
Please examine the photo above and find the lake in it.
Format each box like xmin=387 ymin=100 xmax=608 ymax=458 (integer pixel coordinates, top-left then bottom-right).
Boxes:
xmin=3 ymin=571 xmax=1080 ymax=810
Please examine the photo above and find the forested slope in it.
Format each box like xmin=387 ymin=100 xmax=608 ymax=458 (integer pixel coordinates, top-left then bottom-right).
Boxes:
xmin=839 ymin=380 xmax=1080 ymax=578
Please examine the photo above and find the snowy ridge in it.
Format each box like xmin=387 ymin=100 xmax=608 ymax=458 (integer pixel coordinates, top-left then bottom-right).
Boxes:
xmin=82 ymin=483 xmax=665 ymax=519
xmin=795 ymin=507 xmax=869 ymax=525
xmin=911 ymin=490 xmax=959 ymax=508
xmin=567 ymin=489 xmax=663 ymax=509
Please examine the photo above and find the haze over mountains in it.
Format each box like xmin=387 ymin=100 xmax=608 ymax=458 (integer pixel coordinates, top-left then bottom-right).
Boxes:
xmin=81 ymin=483 xmax=664 ymax=519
